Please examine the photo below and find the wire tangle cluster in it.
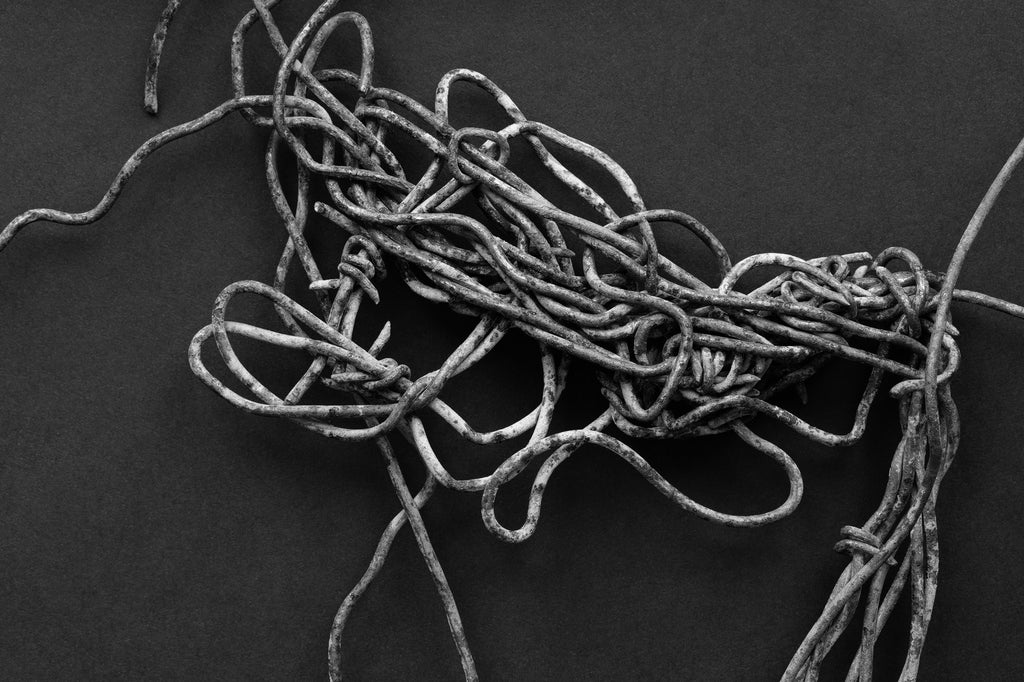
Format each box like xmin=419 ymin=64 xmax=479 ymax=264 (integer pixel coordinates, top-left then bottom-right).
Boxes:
xmin=5 ymin=1 xmax=1024 ymax=680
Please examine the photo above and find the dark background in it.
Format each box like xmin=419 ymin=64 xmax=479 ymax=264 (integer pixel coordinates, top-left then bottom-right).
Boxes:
xmin=2 ymin=1 xmax=1024 ymax=679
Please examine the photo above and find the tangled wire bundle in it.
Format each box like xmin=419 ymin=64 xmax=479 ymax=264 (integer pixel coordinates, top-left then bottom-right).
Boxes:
xmin=4 ymin=2 xmax=1024 ymax=680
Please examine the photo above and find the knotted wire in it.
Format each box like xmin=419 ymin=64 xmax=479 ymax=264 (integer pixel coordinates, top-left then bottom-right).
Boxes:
xmin=4 ymin=2 xmax=1024 ymax=680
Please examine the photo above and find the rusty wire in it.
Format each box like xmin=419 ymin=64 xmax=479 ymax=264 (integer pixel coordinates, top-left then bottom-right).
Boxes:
xmin=3 ymin=1 xmax=1024 ymax=680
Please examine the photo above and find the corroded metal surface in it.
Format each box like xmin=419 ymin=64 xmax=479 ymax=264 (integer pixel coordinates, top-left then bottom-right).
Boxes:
xmin=3 ymin=1 xmax=1024 ymax=680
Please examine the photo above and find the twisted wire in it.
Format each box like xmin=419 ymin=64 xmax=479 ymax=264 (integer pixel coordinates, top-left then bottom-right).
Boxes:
xmin=4 ymin=1 xmax=1024 ymax=679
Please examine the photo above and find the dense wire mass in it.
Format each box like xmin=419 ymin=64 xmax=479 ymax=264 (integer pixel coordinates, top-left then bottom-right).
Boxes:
xmin=3 ymin=1 xmax=1024 ymax=679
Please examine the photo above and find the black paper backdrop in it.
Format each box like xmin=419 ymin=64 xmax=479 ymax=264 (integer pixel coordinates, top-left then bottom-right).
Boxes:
xmin=1 ymin=1 xmax=1023 ymax=679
